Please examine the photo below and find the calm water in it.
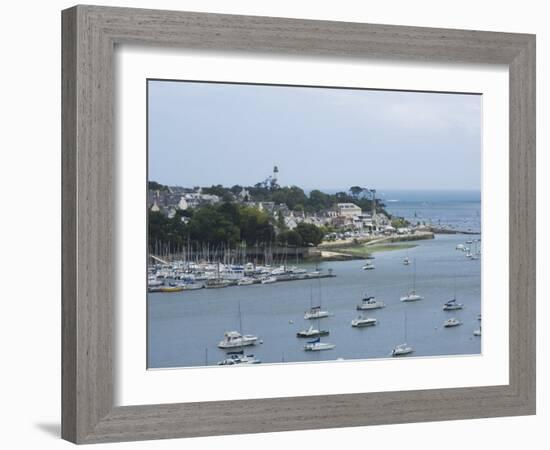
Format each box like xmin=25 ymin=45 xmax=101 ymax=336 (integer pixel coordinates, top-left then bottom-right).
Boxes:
xmin=383 ymin=190 xmax=481 ymax=233
xmin=148 ymin=233 xmax=481 ymax=368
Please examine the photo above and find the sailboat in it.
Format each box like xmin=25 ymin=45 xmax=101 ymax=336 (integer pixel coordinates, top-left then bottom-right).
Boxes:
xmin=400 ymin=259 xmax=424 ymax=302
xmin=206 ymin=262 xmax=230 ymax=288
xmin=304 ymin=277 xmax=332 ymax=319
xmin=392 ymin=311 xmax=414 ymax=356
xmin=218 ymin=302 xmax=259 ymax=349
xmin=443 ymin=276 xmax=463 ymax=310
xmin=303 ymin=337 xmax=336 ymax=351
xmin=443 ymin=318 xmax=462 ymax=327
xmin=217 ymin=350 xmax=261 ymax=365
xmin=361 ymin=261 xmax=375 ymax=270
xmin=296 ymin=325 xmax=330 ymax=338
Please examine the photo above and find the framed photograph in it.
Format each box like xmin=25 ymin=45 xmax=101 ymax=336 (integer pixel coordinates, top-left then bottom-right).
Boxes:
xmin=62 ymin=5 xmax=536 ymax=444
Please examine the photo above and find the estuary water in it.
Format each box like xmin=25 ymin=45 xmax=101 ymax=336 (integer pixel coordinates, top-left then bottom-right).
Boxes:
xmin=382 ymin=190 xmax=481 ymax=233
xmin=148 ymin=233 xmax=481 ymax=368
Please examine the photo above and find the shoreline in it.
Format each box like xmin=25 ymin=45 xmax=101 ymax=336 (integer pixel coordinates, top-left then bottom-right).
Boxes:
xmin=312 ymin=231 xmax=435 ymax=262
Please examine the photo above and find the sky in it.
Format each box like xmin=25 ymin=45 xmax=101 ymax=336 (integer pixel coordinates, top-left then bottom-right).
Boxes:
xmin=148 ymin=80 xmax=481 ymax=192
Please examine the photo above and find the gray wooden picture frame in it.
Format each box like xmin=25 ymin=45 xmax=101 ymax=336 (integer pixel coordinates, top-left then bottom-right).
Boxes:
xmin=61 ymin=5 xmax=536 ymax=444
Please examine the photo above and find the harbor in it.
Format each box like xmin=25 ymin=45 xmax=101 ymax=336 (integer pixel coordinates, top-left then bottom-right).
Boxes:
xmin=148 ymin=233 xmax=481 ymax=368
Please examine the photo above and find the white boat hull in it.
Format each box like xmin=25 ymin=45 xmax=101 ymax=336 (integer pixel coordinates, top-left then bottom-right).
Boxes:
xmin=443 ymin=304 xmax=463 ymax=311
xmin=351 ymin=319 xmax=377 ymax=327
xmin=304 ymin=311 xmax=330 ymax=320
xmin=357 ymin=303 xmax=385 ymax=310
xmin=304 ymin=343 xmax=336 ymax=351
xmin=392 ymin=345 xmax=414 ymax=356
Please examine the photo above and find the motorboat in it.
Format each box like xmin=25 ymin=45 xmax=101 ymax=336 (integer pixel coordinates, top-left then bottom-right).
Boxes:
xmin=303 ymin=337 xmax=335 ymax=351
xmin=296 ymin=325 xmax=329 ymax=338
xmin=270 ymin=266 xmax=286 ymax=276
xmin=403 ymin=256 xmax=411 ymax=265
xmin=357 ymin=296 xmax=385 ymax=310
xmin=217 ymin=351 xmax=261 ymax=365
xmin=159 ymin=285 xmax=184 ymax=293
xmin=443 ymin=318 xmax=462 ymax=328
xmin=351 ymin=316 xmax=377 ymax=328
xmin=261 ymin=276 xmax=277 ymax=284
xmin=443 ymin=298 xmax=464 ymax=311
xmin=218 ymin=331 xmax=258 ymax=349
xmin=473 ymin=328 xmax=482 ymax=337
xmin=392 ymin=343 xmax=414 ymax=356
xmin=237 ymin=277 xmax=255 ymax=286
xmin=400 ymin=290 xmax=424 ymax=302
xmin=362 ymin=262 xmax=375 ymax=270
xmin=304 ymin=306 xmax=331 ymax=320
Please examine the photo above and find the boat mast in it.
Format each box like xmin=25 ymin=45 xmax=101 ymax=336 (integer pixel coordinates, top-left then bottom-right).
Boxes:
xmin=412 ymin=259 xmax=417 ymax=292
xmin=454 ymin=273 xmax=457 ymax=300
xmin=238 ymin=301 xmax=243 ymax=334
xmin=318 ymin=272 xmax=322 ymax=308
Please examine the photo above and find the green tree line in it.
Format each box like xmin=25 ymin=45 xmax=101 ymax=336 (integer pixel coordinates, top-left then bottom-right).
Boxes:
xmin=149 ymin=203 xmax=326 ymax=250
xmin=150 ymin=181 xmax=387 ymax=216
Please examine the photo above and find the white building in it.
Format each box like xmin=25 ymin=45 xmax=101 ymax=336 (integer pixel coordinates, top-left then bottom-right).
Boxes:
xmin=182 ymin=192 xmax=220 ymax=209
xmin=336 ymin=203 xmax=362 ymax=217
xmin=177 ymin=196 xmax=189 ymax=210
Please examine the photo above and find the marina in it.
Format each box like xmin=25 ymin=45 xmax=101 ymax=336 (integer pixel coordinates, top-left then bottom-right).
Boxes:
xmin=148 ymin=233 xmax=481 ymax=368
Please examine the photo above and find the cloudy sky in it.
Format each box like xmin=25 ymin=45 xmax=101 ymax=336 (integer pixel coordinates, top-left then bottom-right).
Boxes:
xmin=148 ymin=80 xmax=481 ymax=192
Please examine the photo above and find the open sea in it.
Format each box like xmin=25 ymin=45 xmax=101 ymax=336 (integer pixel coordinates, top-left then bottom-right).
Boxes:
xmin=148 ymin=191 xmax=482 ymax=369
xmin=382 ymin=189 xmax=481 ymax=233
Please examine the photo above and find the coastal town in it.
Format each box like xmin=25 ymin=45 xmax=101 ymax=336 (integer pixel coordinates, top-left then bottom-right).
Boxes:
xmin=148 ymin=165 xmax=435 ymax=264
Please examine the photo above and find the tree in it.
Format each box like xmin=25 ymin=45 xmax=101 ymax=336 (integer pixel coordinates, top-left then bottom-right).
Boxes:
xmin=202 ymin=184 xmax=233 ymax=199
xmin=391 ymin=218 xmax=410 ymax=228
xmin=276 ymin=210 xmax=287 ymax=231
xmin=239 ymin=206 xmax=275 ymax=246
xmin=148 ymin=181 xmax=168 ymax=191
xmin=230 ymin=184 xmax=243 ymax=194
xmin=295 ymin=223 xmax=325 ymax=246
xmin=276 ymin=230 xmax=303 ymax=247
xmin=349 ymin=186 xmax=364 ymax=198
xmin=271 ymin=186 xmax=308 ymax=210
xmin=221 ymin=191 xmax=234 ymax=202
xmin=217 ymin=202 xmax=241 ymax=224
xmin=308 ymin=189 xmax=332 ymax=211
xmin=187 ymin=206 xmax=240 ymax=244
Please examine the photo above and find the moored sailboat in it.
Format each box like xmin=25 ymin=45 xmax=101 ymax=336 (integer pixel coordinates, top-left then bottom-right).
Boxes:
xmin=392 ymin=311 xmax=414 ymax=357
xmin=303 ymin=337 xmax=335 ymax=351
xmin=400 ymin=259 xmax=424 ymax=302
xmin=296 ymin=325 xmax=330 ymax=338
xmin=218 ymin=302 xmax=259 ymax=349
